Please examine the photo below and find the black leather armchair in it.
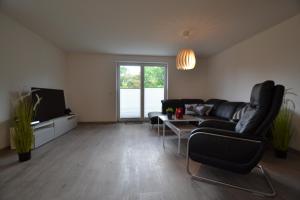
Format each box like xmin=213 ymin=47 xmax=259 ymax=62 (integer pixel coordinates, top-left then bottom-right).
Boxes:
xmin=186 ymin=81 xmax=284 ymax=197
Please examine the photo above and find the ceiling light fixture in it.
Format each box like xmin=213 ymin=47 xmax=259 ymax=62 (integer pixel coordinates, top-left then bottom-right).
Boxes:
xmin=176 ymin=31 xmax=196 ymax=70
xmin=176 ymin=49 xmax=196 ymax=70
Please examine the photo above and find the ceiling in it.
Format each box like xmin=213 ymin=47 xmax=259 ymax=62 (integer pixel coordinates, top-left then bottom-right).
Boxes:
xmin=1 ymin=0 xmax=299 ymax=57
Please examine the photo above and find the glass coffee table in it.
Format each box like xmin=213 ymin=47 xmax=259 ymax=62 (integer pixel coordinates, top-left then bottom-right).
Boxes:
xmin=158 ymin=115 xmax=203 ymax=154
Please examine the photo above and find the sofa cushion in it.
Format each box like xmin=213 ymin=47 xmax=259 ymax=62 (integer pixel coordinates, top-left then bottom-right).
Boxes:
xmin=185 ymin=104 xmax=198 ymax=115
xmin=196 ymin=115 xmax=229 ymax=126
xmin=194 ymin=104 xmax=214 ymax=116
xmin=205 ymin=99 xmax=227 ymax=116
xmin=185 ymin=103 xmax=213 ymax=116
xmin=214 ymin=102 xmax=244 ymax=120
xmin=181 ymin=99 xmax=204 ymax=114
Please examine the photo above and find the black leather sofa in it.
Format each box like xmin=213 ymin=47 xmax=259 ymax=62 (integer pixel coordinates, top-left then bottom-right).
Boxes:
xmin=148 ymin=98 xmax=247 ymax=125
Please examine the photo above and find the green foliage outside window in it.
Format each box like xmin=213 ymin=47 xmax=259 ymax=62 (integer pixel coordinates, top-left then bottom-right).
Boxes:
xmin=120 ymin=66 xmax=165 ymax=89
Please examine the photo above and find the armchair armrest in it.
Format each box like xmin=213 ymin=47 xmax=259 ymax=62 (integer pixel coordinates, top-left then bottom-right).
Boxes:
xmin=198 ymin=120 xmax=237 ymax=131
xmin=191 ymin=127 xmax=263 ymax=142
xmin=187 ymin=128 xmax=265 ymax=173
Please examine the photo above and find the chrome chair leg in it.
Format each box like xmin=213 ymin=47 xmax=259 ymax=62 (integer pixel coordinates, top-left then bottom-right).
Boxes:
xmin=186 ymin=155 xmax=276 ymax=197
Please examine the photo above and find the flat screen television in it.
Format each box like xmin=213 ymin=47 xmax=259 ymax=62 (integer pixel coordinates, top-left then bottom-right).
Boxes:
xmin=31 ymin=87 xmax=66 ymax=122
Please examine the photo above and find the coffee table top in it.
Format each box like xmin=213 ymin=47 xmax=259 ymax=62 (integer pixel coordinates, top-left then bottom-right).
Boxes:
xmin=159 ymin=114 xmax=203 ymax=122
xmin=166 ymin=122 xmax=198 ymax=133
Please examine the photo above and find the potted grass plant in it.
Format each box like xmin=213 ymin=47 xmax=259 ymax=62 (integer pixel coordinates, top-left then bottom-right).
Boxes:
xmin=13 ymin=91 xmax=41 ymax=162
xmin=166 ymin=107 xmax=174 ymax=119
xmin=272 ymin=89 xmax=296 ymax=159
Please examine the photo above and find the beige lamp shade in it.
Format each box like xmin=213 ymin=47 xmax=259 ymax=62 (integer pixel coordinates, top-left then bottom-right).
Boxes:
xmin=176 ymin=49 xmax=196 ymax=70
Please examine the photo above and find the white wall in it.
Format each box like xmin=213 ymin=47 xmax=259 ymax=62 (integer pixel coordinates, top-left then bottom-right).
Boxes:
xmin=0 ymin=12 xmax=66 ymax=149
xmin=206 ymin=14 xmax=300 ymax=150
xmin=66 ymin=53 xmax=209 ymax=122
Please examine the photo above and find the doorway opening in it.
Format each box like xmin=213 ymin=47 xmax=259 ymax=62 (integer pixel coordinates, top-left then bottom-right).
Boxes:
xmin=117 ymin=63 xmax=167 ymax=121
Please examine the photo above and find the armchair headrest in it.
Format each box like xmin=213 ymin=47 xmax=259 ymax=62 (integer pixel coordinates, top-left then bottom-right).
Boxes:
xmin=236 ymin=80 xmax=276 ymax=134
xmin=250 ymin=80 xmax=274 ymax=108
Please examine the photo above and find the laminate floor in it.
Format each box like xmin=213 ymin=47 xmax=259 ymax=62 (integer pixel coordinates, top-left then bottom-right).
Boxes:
xmin=0 ymin=123 xmax=300 ymax=200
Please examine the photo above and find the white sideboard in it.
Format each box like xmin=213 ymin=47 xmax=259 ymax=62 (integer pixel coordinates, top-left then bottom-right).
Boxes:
xmin=10 ymin=114 xmax=77 ymax=149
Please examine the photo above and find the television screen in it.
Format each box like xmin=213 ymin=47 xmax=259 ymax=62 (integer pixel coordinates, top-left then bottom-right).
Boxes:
xmin=31 ymin=88 xmax=66 ymax=122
